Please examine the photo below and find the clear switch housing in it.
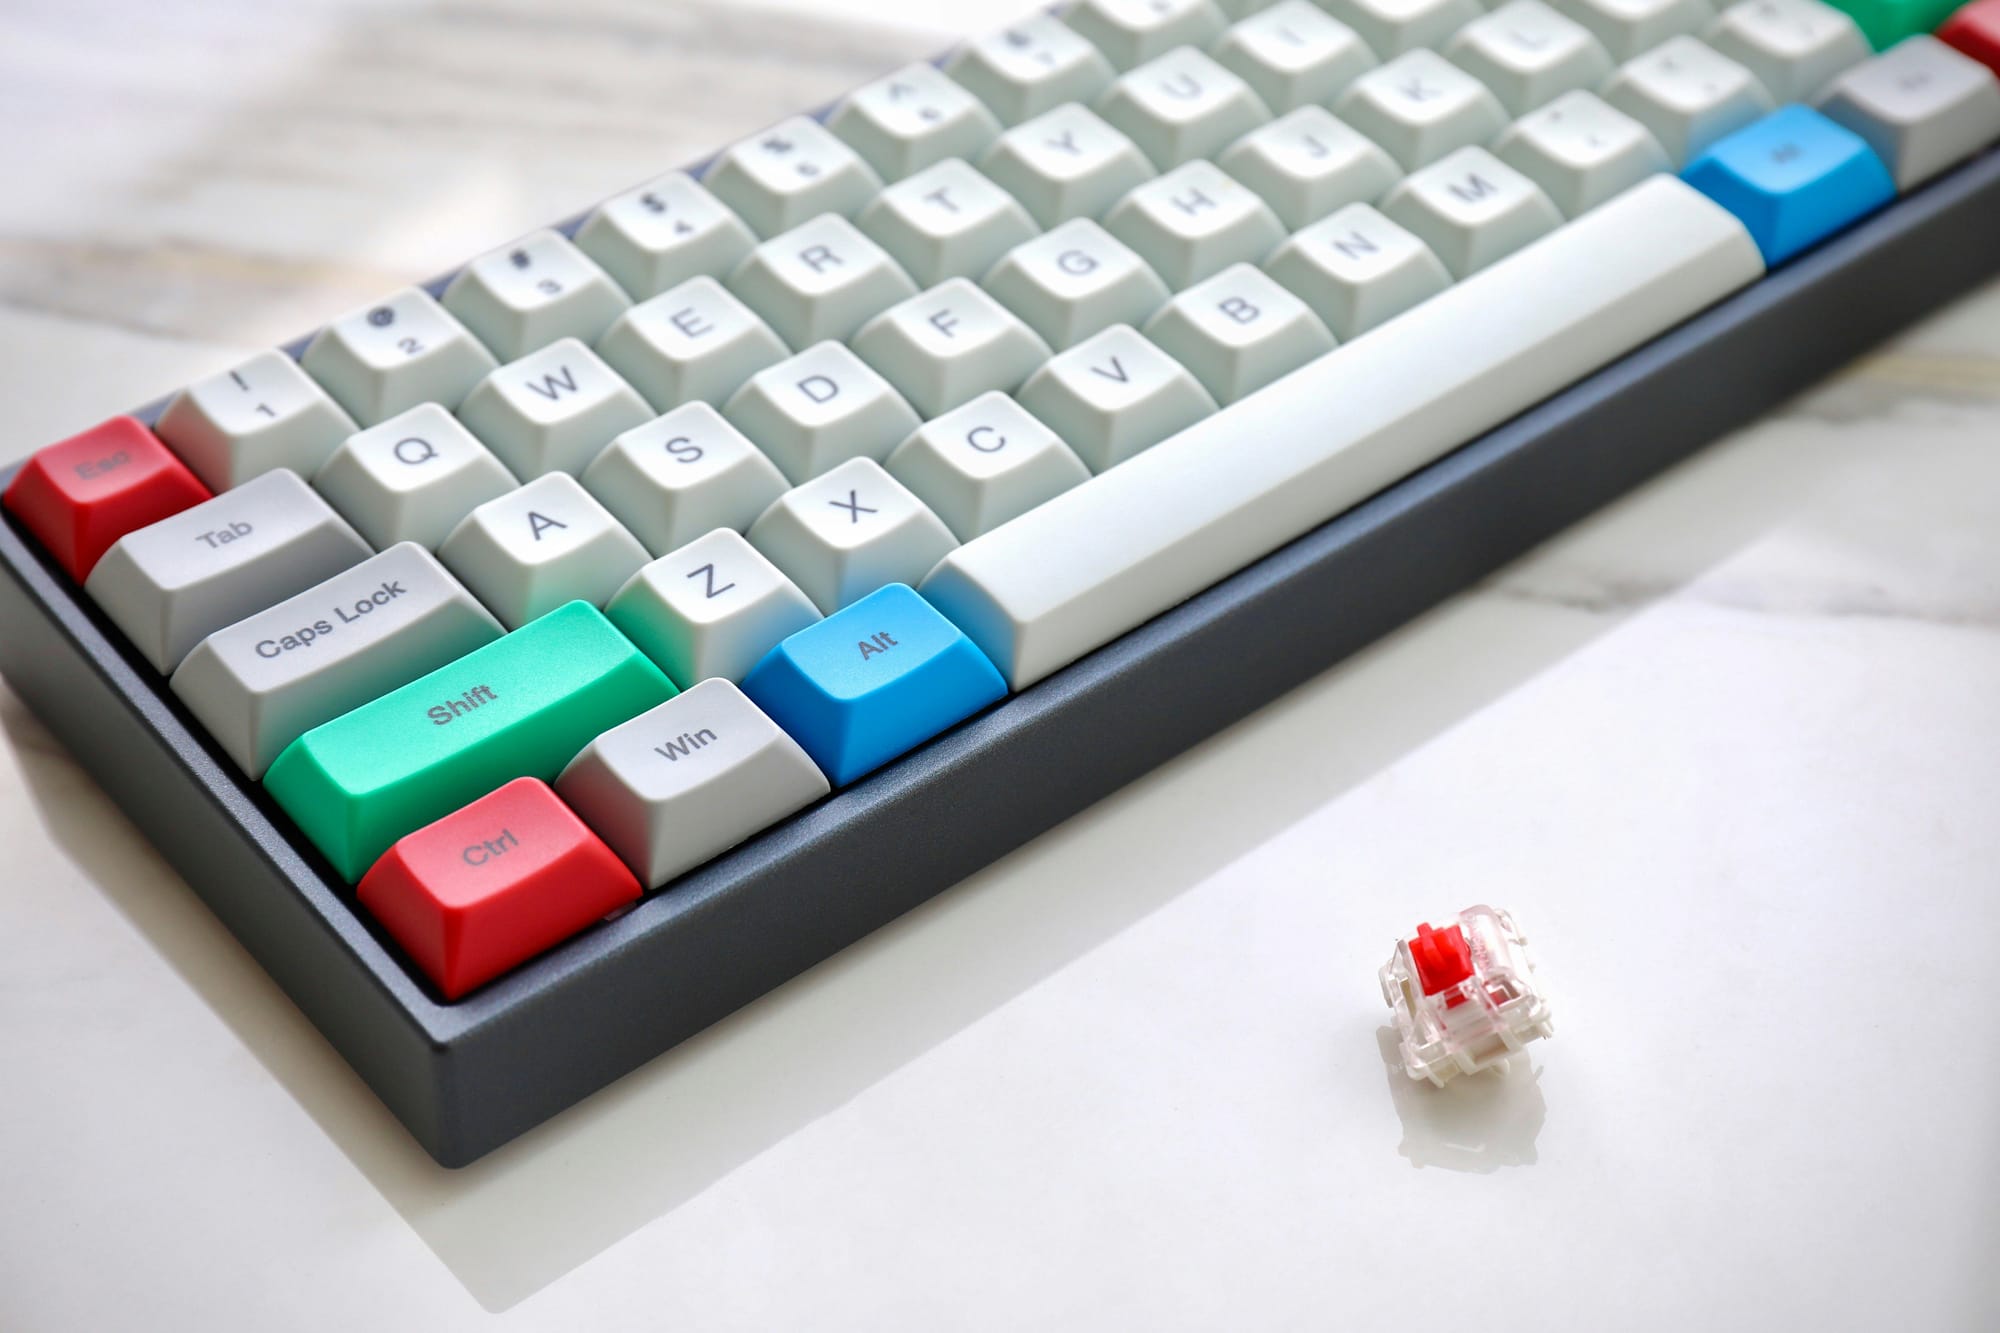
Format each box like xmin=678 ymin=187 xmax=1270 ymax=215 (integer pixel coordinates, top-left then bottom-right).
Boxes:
xmin=1381 ymin=904 xmax=1553 ymax=1087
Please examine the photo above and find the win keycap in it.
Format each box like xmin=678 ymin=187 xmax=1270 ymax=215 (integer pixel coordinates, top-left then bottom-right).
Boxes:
xmin=741 ymin=582 xmax=1005 ymax=785
xmin=265 ymin=601 xmax=676 ymax=881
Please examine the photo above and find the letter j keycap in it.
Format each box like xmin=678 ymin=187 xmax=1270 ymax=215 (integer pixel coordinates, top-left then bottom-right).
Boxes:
xmin=1681 ymin=106 xmax=1895 ymax=266
xmin=741 ymin=583 xmax=1006 ymax=785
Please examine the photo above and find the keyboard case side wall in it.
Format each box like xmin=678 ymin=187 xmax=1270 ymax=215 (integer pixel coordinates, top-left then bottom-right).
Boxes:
xmin=3 ymin=150 xmax=1997 ymax=1166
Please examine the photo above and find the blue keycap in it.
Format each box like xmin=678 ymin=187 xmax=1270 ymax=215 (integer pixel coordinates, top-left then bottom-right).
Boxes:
xmin=1681 ymin=105 xmax=1896 ymax=266
xmin=741 ymin=583 xmax=1007 ymax=785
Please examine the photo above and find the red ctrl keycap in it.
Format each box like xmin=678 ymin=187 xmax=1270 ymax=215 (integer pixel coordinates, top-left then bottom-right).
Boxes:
xmin=358 ymin=777 xmax=641 ymax=1000
xmin=2 ymin=416 xmax=211 ymax=581
xmin=1942 ymin=0 xmax=2000 ymax=74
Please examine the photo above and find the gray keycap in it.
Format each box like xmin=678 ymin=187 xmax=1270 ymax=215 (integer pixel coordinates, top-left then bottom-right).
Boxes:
xmin=1015 ymin=323 xmax=1216 ymax=471
xmin=85 ymin=470 xmax=373 ymax=673
xmin=1816 ymin=37 xmax=2000 ymax=191
xmin=556 ymin=678 xmax=830 ymax=888
xmin=171 ymin=543 xmax=502 ymax=778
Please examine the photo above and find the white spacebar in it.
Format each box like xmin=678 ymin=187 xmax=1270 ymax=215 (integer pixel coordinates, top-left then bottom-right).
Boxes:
xmin=920 ymin=177 xmax=1766 ymax=689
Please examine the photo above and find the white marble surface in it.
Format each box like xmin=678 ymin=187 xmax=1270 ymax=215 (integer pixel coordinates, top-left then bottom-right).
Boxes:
xmin=4 ymin=1 xmax=2000 ymax=1328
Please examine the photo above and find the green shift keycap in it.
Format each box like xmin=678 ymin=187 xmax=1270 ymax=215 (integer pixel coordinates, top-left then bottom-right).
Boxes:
xmin=1825 ymin=0 xmax=1961 ymax=48
xmin=266 ymin=601 xmax=676 ymax=881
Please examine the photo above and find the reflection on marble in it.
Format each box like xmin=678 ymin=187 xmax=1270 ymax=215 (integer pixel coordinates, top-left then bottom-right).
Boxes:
xmin=1376 ymin=1027 xmax=1546 ymax=1173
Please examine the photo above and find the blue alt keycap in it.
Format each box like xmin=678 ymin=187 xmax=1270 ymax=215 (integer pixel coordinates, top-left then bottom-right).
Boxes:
xmin=741 ymin=583 xmax=1007 ymax=785
xmin=1681 ymin=105 xmax=1895 ymax=266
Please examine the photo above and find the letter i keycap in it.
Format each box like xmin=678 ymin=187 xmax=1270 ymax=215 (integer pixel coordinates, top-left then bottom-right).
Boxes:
xmin=3 ymin=416 xmax=212 ymax=582
xmin=357 ymin=777 xmax=641 ymax=999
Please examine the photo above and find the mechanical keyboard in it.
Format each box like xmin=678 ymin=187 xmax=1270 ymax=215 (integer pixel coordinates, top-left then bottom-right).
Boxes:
xmin=5 ymin=0 xmax=2000 ymax=1166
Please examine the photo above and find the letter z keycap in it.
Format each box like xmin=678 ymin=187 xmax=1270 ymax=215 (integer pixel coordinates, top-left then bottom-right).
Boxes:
xmin=265 ymin=601 xmax=676 ymax=881
xmin=741 ymin=583 xmax=1006 ymax=784
xmin=358 ymin=777 xmax=641 ymax=999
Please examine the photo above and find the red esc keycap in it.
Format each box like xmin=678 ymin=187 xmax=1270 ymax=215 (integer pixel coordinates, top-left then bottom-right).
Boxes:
xmin=357 ymin=777 xmax=641 ymax=1000
xmin=2 ymin=416 xmax=212 ymax=582
xmin=1942 ymin=0 xmax=2000 ymax=74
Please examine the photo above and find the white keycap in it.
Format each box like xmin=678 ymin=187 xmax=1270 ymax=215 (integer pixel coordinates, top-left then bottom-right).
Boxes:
xmin=944 ymin=15 xmax=1119 ymax=125
xmin=850 ymin=279 xmax=1053 ymax=419
xmin=595 ymin=275 xmax=789 ymax=412
xmin=580 ymin=404 xmax=790 ymax=556
xmin=980 ymin=103 xmax=1158 ymax=228
xmin=1704 ymin=0 xmax=1867 ymax=104
xmin=156 ymin=351 xmax=358 ymax=492
xmin=1262 ymin=202 xmax=1453 ymax=338
xmin=1494 ymin=88 xmax=1671 ymax=217
xmin=556 ymin=679 xmax=830 ymax=888
xmin=1104 ymin=159 xmax=1288 ymax=289
xmin=1216 ymin=106 xmax=1402 ymax=229
xmin=981 ymin=218 xmax=1172 ymax=350
xmin=574 ymin=171 xmax=759 ymax=300
xmin=312 ymin=403 xmax=519 ymax=551
xmin=603 ymin=530 xmax=822 ymax=688
xmin=856 ymin=159 xmax=1042 ymax=287
xmin=703 ymin=115 xmax=884 ymax=238
xmin=1446 ymin=1 xmax=1614 ymax=116
xmin=921 ymin=177 xmax=1766 ymax=690
xmin=725 ymin=214 xmax=918 ymax=349
xmin=746 ymin=457 xmax=959 ymax=613
xmin=1095 ymin=47 xmax=1274 ymax=168
xmin=1336 ymin=50 xmax=1512 ymax=169
xmin=441 ymin=229 xmax=632 ymax=363
xmin=886 ymin=391 xmax=1093 ymax=539
xmin=1142 ymin=263 xmax=1336 ymax=404
xmin=1212 ymin=2 xmax=1379 ymax=112
xmin=438 ymin=472 xmax=650 ymax=629
xmin=457 ymin=338 xmax=652 ymax=479
xmin=1017 ymin=324 xmax=1217 ymax=471
xmin=722 ymin=342 xmax=922 ymax=483
xmin=1601 ymin=35 xmax=1773 ymax=166
xmin=171 ymin=543 xmax=501 ymax=778
xmin=1381 ymin=145 xmax=1563 ymax=277
xmin=1555 ymin=0 xmax=1717 ymax=61
xmin=1063 ymin=0 xmax=1229 ymax=70
xmin=1817 ymin=36 xmax=2000 ymax=191
xmin=301 ymin=288 xmax=499 ymax=427
xmin=830 ymin=63 xmax=1005 ymax=181
xmin=1320 ymin=0 xmax=1486 ymax=57
xmin=85 ymin=470 xmax=373 ymax=673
